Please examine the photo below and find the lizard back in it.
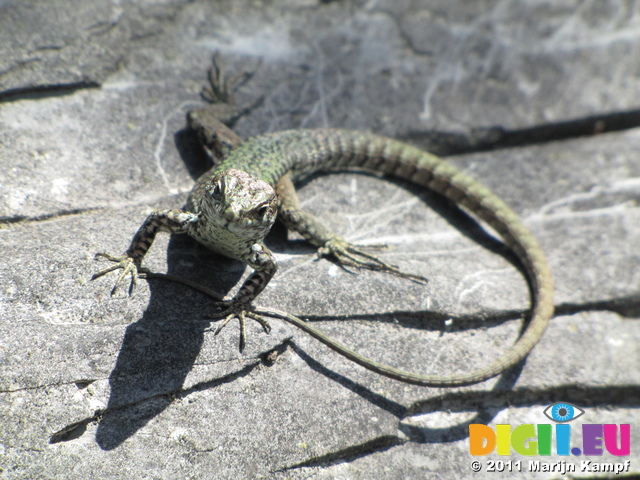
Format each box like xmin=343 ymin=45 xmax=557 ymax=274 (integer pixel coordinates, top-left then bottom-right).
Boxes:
xmin=198 ymin=128 xmax=554 ymax=385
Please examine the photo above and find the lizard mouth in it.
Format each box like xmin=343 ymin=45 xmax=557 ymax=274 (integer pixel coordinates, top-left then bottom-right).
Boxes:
xmin=206 ymin=206 xmax=269 ymax=238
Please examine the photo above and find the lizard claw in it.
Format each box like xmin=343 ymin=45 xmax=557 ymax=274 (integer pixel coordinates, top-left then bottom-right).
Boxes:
xmin=92 ymin=252 xmax=148 ymax=296
xmin=200 ymin=53 xmax=264 ymax=124
xmin=318 ymin=235 xmax=428 ymax=284
xmin=208 ymin=301 xmax=272 ymax=352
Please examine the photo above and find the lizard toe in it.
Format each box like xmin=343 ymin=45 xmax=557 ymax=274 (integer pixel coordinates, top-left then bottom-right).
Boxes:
xmin=208 ymin=301 xmax=272 ymax=352
xmin=319 ymin=236 xmax=428 ymax=284
xmin=92 ymin=253 xmax=142 ymax=296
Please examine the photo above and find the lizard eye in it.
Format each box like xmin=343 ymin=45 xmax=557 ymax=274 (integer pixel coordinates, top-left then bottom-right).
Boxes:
xmin=210 ymin=180 xmax=223 ymax=199
xmin=256 ymin=204 xmax=271 ymax=219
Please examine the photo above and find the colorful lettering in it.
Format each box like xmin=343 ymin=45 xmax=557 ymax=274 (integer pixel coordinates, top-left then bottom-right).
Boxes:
xmin=512 ymin=424 xmax=536 ymax=456
xmin=556 ymin=424 xmax=571 ymax=456
xmin=583 ymin=425 xmax=603 ymax=455
xmin=603 ymin=424 xmax=631 ymax=456
xmin=496 ymin=425 xmax=511 ymax=455
xmin=537 ymin=424 xmax=552 ymax=456
xmin=469 ymin=424 xmax=495 ymax=456
xmin=469 ymin=423 xmax=631 ymax=456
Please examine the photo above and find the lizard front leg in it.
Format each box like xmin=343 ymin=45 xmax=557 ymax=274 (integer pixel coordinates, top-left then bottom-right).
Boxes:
xmin=92 ymin=209 xmax=199 ymax=295
xmin=208 ymin=242 xmax=278 ymax=351
xmin=276 ymin=175 xmax=427 ymax=283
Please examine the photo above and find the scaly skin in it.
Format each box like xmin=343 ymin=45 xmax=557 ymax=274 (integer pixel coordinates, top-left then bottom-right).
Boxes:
xmin=93 ymin=59 xmax=554 ymax=386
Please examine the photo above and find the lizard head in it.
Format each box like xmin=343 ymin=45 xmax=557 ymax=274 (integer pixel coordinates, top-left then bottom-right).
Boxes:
xmin=201 ymin=168 xmax=277 ymax=242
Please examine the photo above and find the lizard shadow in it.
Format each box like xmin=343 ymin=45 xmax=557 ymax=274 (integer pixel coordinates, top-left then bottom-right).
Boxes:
xmin=289 ymin=344 xmax=640 ymax=468
xmin=94 ymin=236 xmax=249 ymax=450
xmin=96 ymin=130 xmax=531 ymax=450
xmin=95 ymin=129 xmax=250 ymax=450
xmin=277 ymin=344 xmax=525 ymax=469
xmin=291 ymin=170 xmax=529 ymax=332
xmin=296 ymin=169 xmax=523 ymax=272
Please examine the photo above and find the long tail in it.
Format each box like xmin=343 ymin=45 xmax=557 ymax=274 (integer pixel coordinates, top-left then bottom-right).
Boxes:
xmin=279 ymin=129 xmax=555 ymax=386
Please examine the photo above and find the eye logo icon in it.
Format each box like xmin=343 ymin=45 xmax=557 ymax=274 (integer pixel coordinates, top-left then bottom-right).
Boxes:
xmin=543 ymin=402 xmax=585 ymax=423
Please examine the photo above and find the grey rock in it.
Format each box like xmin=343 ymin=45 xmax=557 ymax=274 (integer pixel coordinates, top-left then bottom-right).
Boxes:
xmin=1 ymin=0 xmax=638 ymax=479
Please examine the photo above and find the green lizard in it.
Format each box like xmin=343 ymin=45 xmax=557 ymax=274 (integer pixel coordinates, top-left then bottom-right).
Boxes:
xmin=93 ymin=57 xmax=554 ymax=387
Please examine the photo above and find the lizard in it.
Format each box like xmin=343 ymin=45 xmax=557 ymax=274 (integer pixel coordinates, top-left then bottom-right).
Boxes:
xmin=92 ymin=55 xmax=554 ymax=387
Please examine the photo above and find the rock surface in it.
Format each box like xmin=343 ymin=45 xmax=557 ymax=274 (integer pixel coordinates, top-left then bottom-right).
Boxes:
xmin=1 ymin=1 xmax=639 ymax=478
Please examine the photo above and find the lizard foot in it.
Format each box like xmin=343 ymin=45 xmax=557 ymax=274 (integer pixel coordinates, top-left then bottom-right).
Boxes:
xmin=318 ymin=235 xmax=428 ymax=284
xmin=209 ymin=301 xmax=272 ymax=352
xmin=92 ymin=252 xmax=149 ymax=296
xmin=200 ymin=52 xmax=264 ymax=125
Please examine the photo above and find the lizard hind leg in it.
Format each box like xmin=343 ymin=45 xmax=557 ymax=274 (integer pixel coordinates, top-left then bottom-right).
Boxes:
xmin=187 ymin=54 xmax=264 ymax=162
xmin=276 ymin=175 xmax=427 ymax=284
xmin=200 ymin=52 xmax=264 ymax=127
xmin=318 ymin=235 xmax=428 ymax=284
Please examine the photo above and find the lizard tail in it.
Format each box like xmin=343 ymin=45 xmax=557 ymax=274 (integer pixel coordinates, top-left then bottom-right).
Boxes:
xmin=284 ymin=129 xmax=555 ymax=386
